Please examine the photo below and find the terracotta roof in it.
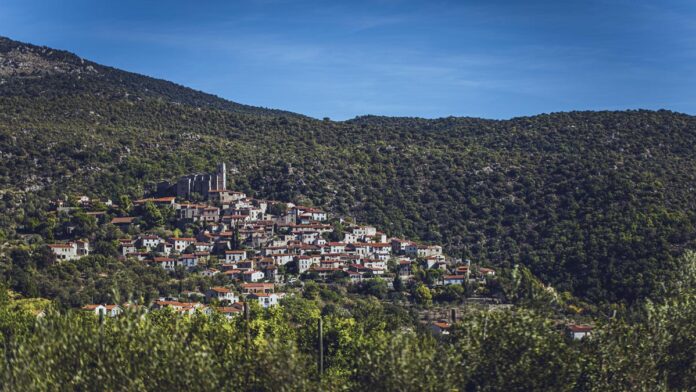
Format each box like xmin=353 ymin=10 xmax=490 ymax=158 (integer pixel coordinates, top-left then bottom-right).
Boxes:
xmin=242 ymin=283 xmax=274 ymax=288
xmin=154 ymin=300 xmax=200 ymax=308
xmin=48 ymin=243 xmax=74 ymax=248
xmin=311 ymin=267 xmax=342 ymax=272
xmin=82 ymin=304 xmax=119 ymax=311
xmin=110 ymin=217 xmax=135 ymax=224
xmin=135 ymin=196 xmax=175 ymax=204
xmin=567 ymin=324 xmax=593 ymax=333
xmin=433 ymin=321 xmax=451 ymax=329
xmin=216 ymin=306 xmax=242 ymax=313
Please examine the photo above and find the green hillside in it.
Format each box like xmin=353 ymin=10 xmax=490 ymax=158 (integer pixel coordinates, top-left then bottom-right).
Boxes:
xmin=1 ymin=37 xmax=696 ymax=304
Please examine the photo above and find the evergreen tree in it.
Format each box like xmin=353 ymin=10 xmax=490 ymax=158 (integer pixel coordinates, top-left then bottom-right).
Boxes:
xmin=393 ymin=274 xmax=403 ymax=292
xmin=142 ymin=201 xmax=164 ymax=228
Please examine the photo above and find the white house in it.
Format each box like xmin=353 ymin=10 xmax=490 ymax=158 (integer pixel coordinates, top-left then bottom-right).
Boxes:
xmin=325 ymin=242 xmax=346 ymax=254
xmin=82 ymin=304 xmax=122 ymax=318
xmin=566 ymin=324 xmax=593 ymax=340
xmin=263 ymin=246 xmax=288 ymax=256
xmin=48 ymin=242 xmax=88 ymax=261
xmin=343 ymin=232 xmax=358 ymax=244
xmin=417 ymin=245 xmax=443 ymax=258
xmin=346 ymin=270 xmax=363 ymax=284
xmin=270 ymin=253 xmax=294 ymax=266
xmin=119 ymin=240 xmax=137 ymax=257
xmin=297 ymin=231 xmax=319 ymax=244
xmin=201 ymin=268 xmax=220 ymax=277
xmin=171 ymin=237 xmax=196 ymax=253
xmin=353 ymin=226 xmax=377 ymax=237
xmin=297 ymin=255 xmax=321 ymax=273
xmin=75 ymin=240 xmax=90 ymax=256
xmin=153 ymin=257 xmax=176 ymax=271
xmin=177 ymin=254 xmax=199 ymax=270
xmin=363 ymin=260 xmax=386 ymax=270
xmin=370 ymin=243 xmax=392 ymax=258
xmin=195 ymin=242 xmax=214 ymax=252
xmin=443 ymin=275 xmax=466 ymax=285
xmin=249 ymin=293 xmax=279 ymax=308
xmin=216 ymin=306 xmax=242 ymax=319
xmin=138 ymin=235 xmax=162 ymax=250
xmin=225 ymin=250 xmax=247 ymax=263
xmin=242 ymin=270 xmax=265 ymax=282
xmin=206 ymin=287 xmax=238 ymax=303
xmin=350 ymin=243 xmax=371 ymax=256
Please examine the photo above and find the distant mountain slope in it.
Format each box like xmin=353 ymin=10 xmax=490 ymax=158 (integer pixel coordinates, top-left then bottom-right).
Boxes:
xmin=0 ymin=36 xmax=300 ymax=117
xmin=1 ymin=36 xmax=695 ymax=304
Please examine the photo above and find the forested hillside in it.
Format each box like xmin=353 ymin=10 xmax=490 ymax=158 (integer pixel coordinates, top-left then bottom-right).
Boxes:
xmin=2 ymin=36 xmax=696 ymax=304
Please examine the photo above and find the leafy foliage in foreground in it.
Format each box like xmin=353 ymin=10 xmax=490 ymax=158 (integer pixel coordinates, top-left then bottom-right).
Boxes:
xmin=2 ymin=37 xmax=696 ymax=304
xmin=1 ymin=251 xmax=696 ymax=391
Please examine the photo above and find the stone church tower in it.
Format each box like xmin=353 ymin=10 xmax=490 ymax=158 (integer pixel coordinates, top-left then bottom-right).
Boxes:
xmin=214 ymin=162 xmax=227 ymax=191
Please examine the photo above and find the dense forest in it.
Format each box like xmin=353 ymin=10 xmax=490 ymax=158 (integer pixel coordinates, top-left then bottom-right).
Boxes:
xmin=2 ymin=36 xmax=696 ymax=305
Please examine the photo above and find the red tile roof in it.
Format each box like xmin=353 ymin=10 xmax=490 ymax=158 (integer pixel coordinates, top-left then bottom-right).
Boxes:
xmin=567 ymin=324 xmax=593 ymax=333
xmin=110 ymin=217 xmax=135 ymax=224
xmin=48 ymin=243 xmax=74 ymax=248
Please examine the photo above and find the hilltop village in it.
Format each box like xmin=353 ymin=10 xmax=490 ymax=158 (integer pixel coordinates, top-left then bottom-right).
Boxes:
xmin=46 ymin=164 xmax=501 ymax=331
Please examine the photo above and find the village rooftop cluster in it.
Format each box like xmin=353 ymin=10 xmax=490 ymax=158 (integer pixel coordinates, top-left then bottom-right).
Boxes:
xmin=47 ymin=164 xmax=504 ymax=328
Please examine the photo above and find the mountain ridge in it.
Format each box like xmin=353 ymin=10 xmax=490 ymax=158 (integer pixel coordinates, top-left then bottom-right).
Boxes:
xmin=0 ymin=36 xmax=303 ymax=118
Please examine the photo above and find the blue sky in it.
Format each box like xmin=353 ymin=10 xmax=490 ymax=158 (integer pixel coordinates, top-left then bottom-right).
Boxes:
xmin=1 ymin=0 xmax=695 ymax=119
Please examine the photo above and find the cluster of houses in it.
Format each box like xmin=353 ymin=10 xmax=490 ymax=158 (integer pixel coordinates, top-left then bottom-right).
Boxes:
xmin=52 ymin=185 xmax=496 ymax=298
xmin=51 ymin=165 xmax=499 ymax=326
xmin=102 ymin=189 xmax=485 ymax=287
